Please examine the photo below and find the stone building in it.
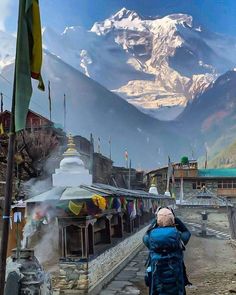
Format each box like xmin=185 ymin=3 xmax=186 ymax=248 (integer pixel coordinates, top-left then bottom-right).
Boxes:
xmin=0 ymin=109 xmax=54 ymax=132
xmin=72 ymin=134 xmax=145 ymax=189
xmin=146 ymin=159 xmax=236 ymax=202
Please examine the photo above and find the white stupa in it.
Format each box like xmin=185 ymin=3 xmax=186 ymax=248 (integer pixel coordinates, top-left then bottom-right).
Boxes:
xmin=52 ymin=134 xmax=92 ymax=187
xmin=149 ymin=184 xmax=158 ymax=195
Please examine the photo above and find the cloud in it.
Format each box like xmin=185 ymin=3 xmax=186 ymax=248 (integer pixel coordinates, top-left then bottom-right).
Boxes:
xmin=0 ymin=0 xmax=12 ymax=31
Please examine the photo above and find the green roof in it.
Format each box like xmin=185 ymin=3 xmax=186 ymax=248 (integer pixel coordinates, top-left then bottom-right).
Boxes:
xmin=198 ymin=168 xmax=236 ymax=178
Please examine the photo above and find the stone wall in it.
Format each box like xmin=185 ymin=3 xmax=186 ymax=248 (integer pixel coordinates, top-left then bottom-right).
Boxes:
xmin=52 ymin=226 xmax=149 ymax=295
xmin=53 ymin=261 xmax=88 ymax=294
xmin=88 ymin=225 xmax=148 ymax=294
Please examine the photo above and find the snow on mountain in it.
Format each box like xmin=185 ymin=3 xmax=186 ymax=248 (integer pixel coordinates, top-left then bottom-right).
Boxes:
xmin=42 ymin=25 xmax=151 ymax=90
xmin=2 ymin=8 xmax=236 ymax=122
xmin=0 ymin=33 xmax=185 ymax=167
xmin=90 ymin=8 xmax=236 ymax=119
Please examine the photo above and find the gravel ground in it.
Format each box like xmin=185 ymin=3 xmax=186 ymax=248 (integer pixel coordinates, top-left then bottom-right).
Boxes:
xmin=102 ymin=235 xmax=236 ymax=295
xmin=185 ymin=236 xmax=236 ymax=295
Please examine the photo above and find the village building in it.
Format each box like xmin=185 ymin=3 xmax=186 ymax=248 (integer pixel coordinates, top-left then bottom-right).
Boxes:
xmin=18 ymin=135 xmax=174 ymax=294
xmin=146 ymin=159 xmax=236 ymax=203
xmin=0 ymin=109 xmax=54 ymax=132
xmin=73 ymin=134 xmax=146 ymax=189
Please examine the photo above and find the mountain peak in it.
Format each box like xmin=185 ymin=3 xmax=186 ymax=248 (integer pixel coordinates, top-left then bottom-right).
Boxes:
xmin=166 ymin=13 xmax=193 ymax=27
xmin=112 ymin=7 xmax=142 ymax=21
xmin=91 ymin=7 xmax=146 ymax=35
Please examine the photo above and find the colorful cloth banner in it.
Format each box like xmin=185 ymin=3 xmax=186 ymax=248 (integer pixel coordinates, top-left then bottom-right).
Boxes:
xmin=92 ymin=194 xmax=107 ymax=210
xmin=112 ymin=197 xmax=121 ymax=212
xmin=68 ymin=201 xmax=83 ymax=216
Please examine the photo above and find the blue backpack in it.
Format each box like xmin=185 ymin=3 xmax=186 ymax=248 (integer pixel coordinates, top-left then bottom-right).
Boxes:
xmin=148 ymin=226 xmax=182 ymax=253
xmin=144 ymin=226 xmax=184 ymax=294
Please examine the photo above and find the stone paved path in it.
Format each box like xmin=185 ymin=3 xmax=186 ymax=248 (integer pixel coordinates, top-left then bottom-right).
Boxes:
xmin=101 ymin=236 xmax=236 ymax=295
xmin=100 ymin=248 xmax=148 ymax=295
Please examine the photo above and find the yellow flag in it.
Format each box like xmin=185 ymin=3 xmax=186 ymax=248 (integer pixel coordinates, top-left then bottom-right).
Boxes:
xmin=92 ymin=195 xmax=107 ymax=210
xmin=68 ymin=201 xmax=83 ymax=216
xmin=14 ymin=0 xmax=44 ymax=132
xmin=0 ymin=123 xmax=4 ymax=135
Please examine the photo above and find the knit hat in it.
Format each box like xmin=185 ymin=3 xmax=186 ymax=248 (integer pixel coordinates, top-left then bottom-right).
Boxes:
xmin=157 ymin=208 xmax=175 ymax=227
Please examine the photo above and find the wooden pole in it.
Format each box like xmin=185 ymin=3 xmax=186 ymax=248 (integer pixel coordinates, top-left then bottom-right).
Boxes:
xmin=64 ymin=93 xmax=66 ymax=131
xmin=166 ymin=156 xmax=170 ymax=193
xmin=109 ymin=136 xmax=111 ymax=160
xmin=0 ymin=83 xmax=16 ymax=295
xmin=48 ymin=80 xmax=52 ymax=121
xmin=0 ymin=0 xmax=20 ymax=291
xmin=0 ymin=93 xmax=3 ymax=113
xmin=128 ymin=159 xmax=131 ymax=189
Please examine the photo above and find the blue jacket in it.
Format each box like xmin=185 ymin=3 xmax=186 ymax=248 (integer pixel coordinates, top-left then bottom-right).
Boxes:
xmin=143 ymin=220 xmax=190 ymax=295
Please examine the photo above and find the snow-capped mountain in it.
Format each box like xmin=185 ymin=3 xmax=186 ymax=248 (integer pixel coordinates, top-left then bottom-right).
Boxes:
xmin=40 ymin=8 xmax=236 ymax=120
xmin=2 ymin=17 xmax=236 ymax=166
xmin=0 ymin=34 xmax=185 ymax=168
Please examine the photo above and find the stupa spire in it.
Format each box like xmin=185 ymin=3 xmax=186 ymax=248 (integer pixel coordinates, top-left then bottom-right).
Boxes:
xmin=63 ymin=133 xmax=79 ymax=157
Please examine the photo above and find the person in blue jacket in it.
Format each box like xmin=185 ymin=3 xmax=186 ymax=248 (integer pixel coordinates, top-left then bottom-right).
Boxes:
xmin=143 ymin=207 xmax=191 ymax=295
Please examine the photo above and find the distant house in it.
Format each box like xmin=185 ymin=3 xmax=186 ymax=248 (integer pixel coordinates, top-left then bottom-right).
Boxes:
xmin=0 ymin=109 xmax=53 ymax=132
xmin=146 ymin=160 xmax=236 ymax=201
xmin=73 ymin=134 xmax=145 ymax=189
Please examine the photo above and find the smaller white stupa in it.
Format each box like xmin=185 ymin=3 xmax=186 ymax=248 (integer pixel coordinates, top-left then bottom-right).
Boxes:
xmin=52 ymin=134 xmax=92 ymax=187
xmin=149 ymin=184 xmax=158 ymax=195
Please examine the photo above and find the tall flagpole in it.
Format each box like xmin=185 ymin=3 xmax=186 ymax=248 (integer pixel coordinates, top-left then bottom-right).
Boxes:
xmin=125 ymin=150 xmax=128 ymax=169
xmin=109 ymin=136 xmax=111 ymax=160
xmin=0 ymin=36 xmax=17 ymax=295
xmin=48 ymin=80 xmax=52 ymax=121
xmin=205 ymin=150 xmax=208 ymax=169
xmin=0 ymin=94 xmax=16 ymax=295
xmin=166 ymin=156 xmax=170 ymax=193
xmin=64 ymin=93 xmax=66 ymax=131
xmin=0 ymin=0 xmax=44 ymax=291
xmin=0 ymin=93 xmax=3 ymax=113
xmin=98 ymin=137 xmax=101 ymax=153
xmin=128 ymin=159 xmax=131 ymax=189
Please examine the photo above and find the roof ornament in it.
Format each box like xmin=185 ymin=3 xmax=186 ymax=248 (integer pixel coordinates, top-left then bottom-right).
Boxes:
xmin=63 ymin=133 xmax=80 ymax=157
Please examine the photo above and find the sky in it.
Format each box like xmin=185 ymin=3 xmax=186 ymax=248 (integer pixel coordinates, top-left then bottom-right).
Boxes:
xmin=2 ymin=0 xmax=236 ymax=36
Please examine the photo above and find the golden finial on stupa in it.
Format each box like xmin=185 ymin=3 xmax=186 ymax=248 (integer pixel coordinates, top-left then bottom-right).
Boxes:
xmin=63 ymin=133 xmax=80 ymax=156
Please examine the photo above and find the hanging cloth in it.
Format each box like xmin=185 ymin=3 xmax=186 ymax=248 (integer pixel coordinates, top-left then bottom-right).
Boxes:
xmin=68 ymin=201 xmax=83 ymax=216
xmin=92 ymin=194 xmax=107 ymax=210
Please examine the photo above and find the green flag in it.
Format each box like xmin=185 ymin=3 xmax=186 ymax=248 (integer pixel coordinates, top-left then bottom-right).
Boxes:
xmin=14 ymin=0 xmax=44 ymax=132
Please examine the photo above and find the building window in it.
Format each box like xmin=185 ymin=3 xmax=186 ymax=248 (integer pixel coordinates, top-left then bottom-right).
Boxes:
xmin=192 ymin=181 xmax=206 ymax=189
xmin=218 ymin=180 xmax=236 ymax=189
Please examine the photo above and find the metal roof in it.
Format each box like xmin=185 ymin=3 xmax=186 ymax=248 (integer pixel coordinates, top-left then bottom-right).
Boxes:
xmin=25 ymin=187 xmax=66 ymax=203
xmin=60 ymin=187 xmax=100 ymax=200
xmin=198 ymin=168 xmax=236 ymax=178
xmin=82 ymin=183 xmax=170 ymax=200
xmin=26 ymin=183 xmax=172 ymax=203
